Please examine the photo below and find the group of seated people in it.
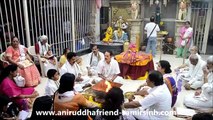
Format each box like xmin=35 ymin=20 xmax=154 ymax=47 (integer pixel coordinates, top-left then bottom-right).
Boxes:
xmin=0 ymin=34 xmax=212 ymax=119
xmin=174 ymin=46 xmax=213 ymax=112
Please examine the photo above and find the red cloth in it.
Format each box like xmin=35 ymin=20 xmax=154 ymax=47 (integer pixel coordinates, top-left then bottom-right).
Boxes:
xmin=35 ymin=43 xmax=39 ymax=54
xmin=118 ymin=60 xmax=154 ymax=80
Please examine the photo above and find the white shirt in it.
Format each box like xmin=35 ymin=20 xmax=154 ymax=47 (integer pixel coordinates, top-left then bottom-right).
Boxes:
xmin=139 ymin=84 xmax=172 ymax=119
xmin=145 ymin=22 xmax=160 ymax=37
xmin=200 ymin=72 xmax=213 ymax=100
xmin=45 ymin=79 xmax=59 ymax=96
xmin=187 ymin=59 xmax=206 ymax=84
xmin=60 ymin=61 xmax=81 ymax=77
xmin=87 ymin=51 xmax=104 ymax=68
xmin=97 ymin=59 xmax=120 ymax=80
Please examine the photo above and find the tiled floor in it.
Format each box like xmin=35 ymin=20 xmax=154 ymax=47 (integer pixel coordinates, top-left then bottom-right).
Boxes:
xmin=35 ymin=53 xmax=211 ymax=120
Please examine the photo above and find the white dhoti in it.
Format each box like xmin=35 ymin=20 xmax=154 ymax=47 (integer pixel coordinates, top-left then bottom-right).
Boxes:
xmin=177 ymin=73 xmax=203 ymax=89
xmin=184 ymin=94 xmax=213 ymax=111
xmin=190 ymin=81 xmax=203 ymax=89
xmin=74 ymin=76 xmax=93 ymax=92
xmin=93 ymin=76 xmax=124 ymax=84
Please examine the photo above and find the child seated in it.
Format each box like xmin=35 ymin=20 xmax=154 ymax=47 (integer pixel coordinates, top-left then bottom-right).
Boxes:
xmin=45 ymin=69 xmax=60 ymax=96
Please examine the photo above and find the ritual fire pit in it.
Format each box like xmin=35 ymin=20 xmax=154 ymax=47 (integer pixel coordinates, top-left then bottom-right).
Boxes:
xmin=82 ymin=80 xmax=122 ymax=107
xmin=92 ymin=80 xmax=122 ymax=93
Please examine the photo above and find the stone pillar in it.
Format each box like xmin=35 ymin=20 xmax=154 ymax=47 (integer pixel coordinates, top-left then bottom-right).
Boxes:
xmin=127 ymin=19 xmax=142 ymax=49
xmin=95 ymin=9 xmax=100 ymax=41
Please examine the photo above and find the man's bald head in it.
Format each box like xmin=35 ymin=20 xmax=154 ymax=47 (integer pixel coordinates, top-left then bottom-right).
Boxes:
xmin=189 ymin=46 xmax=198 ymax=54
xmin=189 ymin=54 xmax=199 ymax=65
xmin=206 ymin=56 xmax=213 ymax=71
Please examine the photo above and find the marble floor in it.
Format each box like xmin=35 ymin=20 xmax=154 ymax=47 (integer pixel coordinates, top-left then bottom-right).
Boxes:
xmin=34 ymin=53 xmax=211 ymax=120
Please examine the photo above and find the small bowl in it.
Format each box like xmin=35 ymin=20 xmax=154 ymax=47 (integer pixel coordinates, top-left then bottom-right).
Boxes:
xmin=124 ymin=92 xmax=135 ymax=99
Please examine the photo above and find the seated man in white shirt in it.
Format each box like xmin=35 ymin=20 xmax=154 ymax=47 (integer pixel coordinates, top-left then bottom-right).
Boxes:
xmin=60 ymin=52 xmax=91 ymax=91
xmin=177 ymin=54 xmax=206 ymax=90
xmin=95 ymin=50 xmax=123 ymax=83
xmin=87 ymin=45 xmax=104 ymax=70
xmin=175 ymin=46 xmax=201 ymax=70
xmin=124 ymin=71 xmax=172 ymax=120
xmin=184 ymin=56 xmax=213 ymax=111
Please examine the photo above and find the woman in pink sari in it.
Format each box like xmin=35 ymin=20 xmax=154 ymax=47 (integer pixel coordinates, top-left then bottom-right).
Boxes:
xmin=5 ymin=36 xmax=40 ymax=87
xmin=176 ymin=21 xmax=193 ymax=58
xmin=0 ymin=65 xmax=39 ymax=110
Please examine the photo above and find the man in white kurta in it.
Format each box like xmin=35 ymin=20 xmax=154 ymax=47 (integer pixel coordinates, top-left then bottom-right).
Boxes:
xmin=96 ymin=51 xmax=123 ymax=83
xmin=177 ymin=54 xmax=206 ymax=90
xmin=35 ymin=35 xmax=57 ymax=76
xmin=60 ymin=52 xmax=90 ymax=91
xmin=124 ymin=71 xmax=172 ymax=120
xmin=184 ymin=56 xmax=213 ymax=111
xmin=87 ymin=45 xmax=104 ymax=76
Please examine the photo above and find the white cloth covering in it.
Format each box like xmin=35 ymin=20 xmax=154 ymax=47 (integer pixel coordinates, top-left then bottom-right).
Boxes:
xmin=184 ymin=72 xmax=213 ymax=110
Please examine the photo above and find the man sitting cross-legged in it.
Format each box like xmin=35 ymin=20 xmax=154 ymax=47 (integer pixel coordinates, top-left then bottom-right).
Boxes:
xmin=86 ymin=45 xmax=104 ymax=76
xmin=176 ymin=54 xmax=206 ymax=90
xmin=94 ymin=50 xmax=123 ymax=83
xmin=184 ymin=56 xmax=213 ymax=112
xmin=60 ymin=52 xmax=91 ymax=92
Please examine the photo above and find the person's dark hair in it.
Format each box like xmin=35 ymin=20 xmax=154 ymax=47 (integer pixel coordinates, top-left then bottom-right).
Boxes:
xmin=148 ymin=70 xmax=164 ymax=86
xmin=159 ymin=60 xmax=172 ymax=73
xmin=150 ymin=16 xmax=155 ymax=22
xmin=0 ymin=65 xmax=18 ymax=84
xmin=92 ymin=45 xmax=98 ymax=49
xmin=185 ymin=21 xmax=190 ymax=25
xmin=66 ymin=52 xmax=77 ymax=61
xmin=47 ymin=69 xmax=57 ymax=79
xmin=58 ymin=73 xmax=75 ymax=94
xmin=102 ymin=87 xmax=124 ymax=120
xmin=11 ymin=36 xmax=17 ymax=42
xmin=0 ymin=95 xmax=10 ymax=112
xmin=192 ymin=113 xmax=213 ymax=120
xmin=30 ymin=96 xmax=53 ymax=120
xmin=0 ymin=95 xmax=19 ymax=118
xmin=62 ymin=48 xmax=69 ymax=55
xmin=105 ymin=50 xmax=113 ymax=56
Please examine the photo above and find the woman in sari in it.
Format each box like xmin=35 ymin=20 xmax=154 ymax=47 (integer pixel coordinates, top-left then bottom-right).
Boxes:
xmin=53 ymin=73 xmax=97 ymax=120
xmin=176 ymin=21 xmax=193 ymax=58
xmin=5 ymin=36 xmax=40 ymax=87
xmin=157 ymin=60 xmax=178 ymax=107
xmin=0 ymin=65 xmax=39 ymax=110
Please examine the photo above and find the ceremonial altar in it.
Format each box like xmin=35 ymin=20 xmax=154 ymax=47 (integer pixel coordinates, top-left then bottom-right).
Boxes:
xmin=115 ymin=44 xmax=154 ymax=80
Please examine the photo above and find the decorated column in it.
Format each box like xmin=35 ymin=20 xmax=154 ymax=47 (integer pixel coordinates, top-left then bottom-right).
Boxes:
xmin=127 ymin=0 xmax=142 ymax=50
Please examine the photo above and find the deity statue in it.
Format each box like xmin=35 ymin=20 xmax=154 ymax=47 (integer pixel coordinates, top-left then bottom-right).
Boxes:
xmin=131 ymin=0 xmax=140 ymax=19
xmin=113 ymin=16 xmax=129 ymax=42
xmin=178 ymin=1 xmax=187 ymax=20
xmin=155 ymin=0 xmax=161 ymax=24
xmin=103 ymin=26 xmax=113 ymax=43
